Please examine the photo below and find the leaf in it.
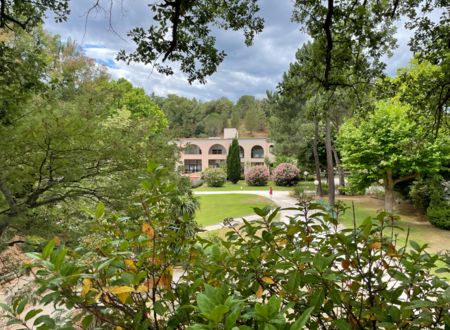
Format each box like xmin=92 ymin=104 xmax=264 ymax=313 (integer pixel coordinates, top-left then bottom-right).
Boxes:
xmin=124 ymin=258 xmax=137 ymax=272
xmin=341 ymin=259 xmax=350 ymax=270
xmin=290 ymin=307 xmax=314 ymax=330
xmin=142 ymin=223 xmax=155 ymax=239
xmin=95 ymin=202 xmax=105 ymax=219
xmin=255 ymin=285 xmax=263 ymax=298
xmin=261 ymin=276 xmax=274 ymax=284
xmin=42 ymin=239 xmax=56 ymax=259
xmin=81 ymin=278 xmax=92 ymax=297
xmin=16 ymin=297 xmax=27 ymax=314
xmin=334 ymin=319 xmax=352 ymax=330
xmin=81 ymin=314 xmax=94 ymax=328
xmin=110 ymin=286 xmax=135 ymax=294
xmin=368 ymin=241 xmax=382 ymax=249
xmin=253 ymin=207 xmax=270 ymax=217
xmin=24 ymin=308 xmax=43 ymax=321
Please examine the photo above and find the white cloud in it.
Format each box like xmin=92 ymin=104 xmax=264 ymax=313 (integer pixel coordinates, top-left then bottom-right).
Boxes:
xmin=44 ymin=0 xmax=416 ymax=101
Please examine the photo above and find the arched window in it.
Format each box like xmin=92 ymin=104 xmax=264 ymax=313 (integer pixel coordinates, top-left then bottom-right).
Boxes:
xmin=251 ymin=145 xmax=264 ymax=158
xmin=209 ymin=144 xmax=226 ymax=155
xmin=239 ymin=146 xmax=245 ymax=158
xmin=184 ymin=144 xmax=202 ymax=155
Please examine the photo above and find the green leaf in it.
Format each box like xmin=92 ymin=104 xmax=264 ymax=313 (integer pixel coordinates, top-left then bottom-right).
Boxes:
xmin=290 ymin=307 xmax=314 ymax=330
xmin=42 ymin=239 xmax=56 ymax=260
xmin=409 ymin=240 xmax=421 ymax=251
xmin=25 ymin=308 xmax=43 ymax=321
xmin=16 ymin=297 xmax=27 ymax=314
xmin=95 ymin=202 xmax=105 ymax=219
xmin=81 ymin=314 xmax=94 ymax=329
xmin=334 ymin=319 xmax=352 ymax=330
xmin=253 ymin=207 xmax=270 ymax=217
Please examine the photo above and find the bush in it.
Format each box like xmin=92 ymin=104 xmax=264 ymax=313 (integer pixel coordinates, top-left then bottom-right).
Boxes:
xmin=272 ymin=163 xmax=300 ymax=186
xmin=202 ymin=168 xmax=227 ymax=187
xmin=245 ymin=166 xmax=269 ymax=186
xmin=427 ymin=201 xmax=450 ymax=230
xmin=190 ymin=179 xmax=204 ymax=188
xmin=409 ymin=177 xmax=444 ymax=212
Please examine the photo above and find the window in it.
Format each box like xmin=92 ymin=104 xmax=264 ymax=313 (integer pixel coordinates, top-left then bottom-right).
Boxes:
xmin=239 ymin=146 xmax=245 ymax=158
xmin=208 ymin=159 xmax=225 ymax=168
xmin=209 ymin=144 xmax=226 ymax=155
xmin=185 ymin=144 xmax=202 ymax=155
xmin=251 ymin=162 xmax=264 ymax=167
xmin=184 ymin=160 xmax=202 ymax=173
xmin=251 ymin=145 xmax=264 ymax=158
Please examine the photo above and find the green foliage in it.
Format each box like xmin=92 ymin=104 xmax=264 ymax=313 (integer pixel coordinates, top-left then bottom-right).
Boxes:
xmin=5 ymin=163 xmax=199 ymax=329
xmin=338 ymin=100 xmax=449 ymax=211
xmin=244 ymin=104 xmax=266 ymax=133
xmin=8 ymin=197 xmax=449 ymax=328
xmin=117 ymin=0 xmax=264 ymax=83
xmin=202 ymin=168 xmax=227 ymax=187
xmin=0 ymin=33 xmax=174 ymax=244
xmin=226 ymin=138 xmax=241 ymax=184
xmin=427 ymin=201 xmax=450 ymax=230
xmin=409 ymin=176 xmax=444 ymax=212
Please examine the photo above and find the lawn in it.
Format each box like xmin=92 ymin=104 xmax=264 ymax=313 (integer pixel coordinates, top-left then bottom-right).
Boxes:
xmin=194 ymin=193 xmax=274 ymax=226
xmin=194 ymin=180 xmax=316 ymax=192
xmin=336 ymin=196 xmax=450 ymax=254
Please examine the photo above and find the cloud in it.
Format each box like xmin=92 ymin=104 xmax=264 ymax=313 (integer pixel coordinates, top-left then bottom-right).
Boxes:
xmin=44 ymin=0 xmax=415 ymax=101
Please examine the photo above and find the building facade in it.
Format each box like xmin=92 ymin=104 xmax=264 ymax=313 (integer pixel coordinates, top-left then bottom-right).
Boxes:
xmin=176 ymin=128 xmax=274 ymax=178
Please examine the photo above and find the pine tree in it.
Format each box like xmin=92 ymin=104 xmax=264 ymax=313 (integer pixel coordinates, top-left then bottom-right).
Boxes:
xmin=227 ymin=138 xmax=241 ymax=184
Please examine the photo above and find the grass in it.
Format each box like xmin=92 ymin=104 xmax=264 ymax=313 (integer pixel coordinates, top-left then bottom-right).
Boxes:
xmin=194 ymin=194 xmax=274 ymax=226
xmin=337 ymin=197 xmax=450 ymax=254
xmin=194 ymin=180 xmax=316 ymax=192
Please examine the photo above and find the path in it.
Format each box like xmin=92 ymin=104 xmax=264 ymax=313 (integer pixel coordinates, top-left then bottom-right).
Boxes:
xmin=194 ymin=190 xmax=300 ymax=231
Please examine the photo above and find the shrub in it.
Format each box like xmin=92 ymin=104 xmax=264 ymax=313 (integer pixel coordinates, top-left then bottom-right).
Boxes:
xmin=202 ymin=168 xmax=226 ymax=187
xmin=427 ymin=201 xmax=450 ymax=230
xmin=409 ymin=177 xmax=444 ymax=212
xmin=272 ymin=163 xmax=300 ymax=186
xmin=190 ymin=179 xmax=204 ymax=188
xmin=226 ymin=138 xmax=241 ymax=183
xmin=245 ymin=166 xmax=269 ymax=186
xmin=9 ymin=200 xmax=449 ymax=329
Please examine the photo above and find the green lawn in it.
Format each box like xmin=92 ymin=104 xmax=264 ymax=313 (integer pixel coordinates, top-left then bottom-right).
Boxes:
xmin=194 ymin=180 xmax=315 ymax=192
xmin=337 ymin=197 xmax=450 ymax=254
xmin=194 ymin=194 xmax=274 ymax=226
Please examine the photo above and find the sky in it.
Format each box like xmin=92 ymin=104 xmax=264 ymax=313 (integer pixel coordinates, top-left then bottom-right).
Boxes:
xmin=44 ymin=1 xmax=415 ymax=102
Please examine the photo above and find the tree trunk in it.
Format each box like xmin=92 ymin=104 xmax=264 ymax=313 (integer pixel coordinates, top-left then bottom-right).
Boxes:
xmin=325 ymin=117 xmax=335 ymax=206
xmin=384 ymin=169 xmax=395 ymax=213
xmin=331 ymin=146 xmax=345 ymax=194
xmin=312 ymin=114 xmax=323 ymax=196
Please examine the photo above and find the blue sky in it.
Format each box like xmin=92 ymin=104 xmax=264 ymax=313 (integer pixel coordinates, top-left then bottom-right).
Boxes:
xmin=44 ymin=1 xmax=415 ymax=101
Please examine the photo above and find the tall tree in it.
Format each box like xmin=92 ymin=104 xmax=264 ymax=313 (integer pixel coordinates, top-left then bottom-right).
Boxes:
xmin=338 ymin=100 xmax=449 ymax=212
xmin=226 ymin=138 xmax=241 ymax=184
xmin=0 ymin=33 xmax=173 ymax=241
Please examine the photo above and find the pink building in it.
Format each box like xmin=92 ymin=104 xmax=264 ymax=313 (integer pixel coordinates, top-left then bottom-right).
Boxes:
xmin=176 ymin=128 xmax=274 ymax=179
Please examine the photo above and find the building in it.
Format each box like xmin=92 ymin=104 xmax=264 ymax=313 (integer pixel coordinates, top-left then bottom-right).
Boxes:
xmin=176 ymin=128 xmax=274 ymax=179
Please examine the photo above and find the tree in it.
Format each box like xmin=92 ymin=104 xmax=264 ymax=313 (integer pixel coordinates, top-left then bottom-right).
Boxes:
xmin=244 ymin=104 xmax=265 ymax=134
xmin=226 ymin=138 xmax=241 ymax=183
xmin=338 ymin=100 xmax=449 ymax=212
xmin=0 ymin=34 xmax=173 ymax=242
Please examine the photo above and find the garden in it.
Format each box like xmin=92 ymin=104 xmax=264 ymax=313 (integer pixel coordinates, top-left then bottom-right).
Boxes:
xmin=1 ymin=1 xmax=449 ymax=329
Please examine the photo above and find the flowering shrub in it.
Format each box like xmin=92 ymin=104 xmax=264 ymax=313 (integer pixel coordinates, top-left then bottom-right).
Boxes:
xmin=245 ymin=166 xmax=269 ymax=186
xmin=272 ymin=163 xmax=300 ymax=186
xmin=202 ymin=168 xmax=227 ymax=187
